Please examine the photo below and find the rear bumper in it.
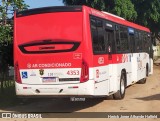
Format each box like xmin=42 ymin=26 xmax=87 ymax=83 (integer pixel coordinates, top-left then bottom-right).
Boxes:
xmin=15 ymin=79 xmax=95 ymax=97
xmin=17 ymin=95 xmax=97 ymax=99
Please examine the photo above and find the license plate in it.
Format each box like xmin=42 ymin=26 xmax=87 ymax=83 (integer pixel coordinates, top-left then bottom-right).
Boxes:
xmin=42 ymin=77 xmax=58 ymax=83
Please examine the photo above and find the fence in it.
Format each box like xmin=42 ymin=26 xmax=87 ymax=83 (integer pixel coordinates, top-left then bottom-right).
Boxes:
xmin=0 ymin=66 xmax=14 ymax=93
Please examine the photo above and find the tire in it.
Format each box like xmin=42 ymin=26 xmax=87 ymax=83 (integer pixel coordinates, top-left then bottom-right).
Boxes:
xmin=146 ymin=65 xmax=149 ymax=77
xmin=113 ymin=73 xmax=126 ymax=100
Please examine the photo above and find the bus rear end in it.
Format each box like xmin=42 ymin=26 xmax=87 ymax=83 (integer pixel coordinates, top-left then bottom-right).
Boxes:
xmin=14 ymin=6 xmax=94 ymax=97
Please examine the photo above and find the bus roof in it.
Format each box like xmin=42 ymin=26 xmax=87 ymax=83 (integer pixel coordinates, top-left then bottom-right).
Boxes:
xmin=16 ymin=5 xmax=150 ymax=32
xmin=84 ymin=6 xmax=150 ymax=32
xmin=16 ymin=6 xmax=82 ymax=17
xmin=102 ymin=11 xmax=125 ymax=20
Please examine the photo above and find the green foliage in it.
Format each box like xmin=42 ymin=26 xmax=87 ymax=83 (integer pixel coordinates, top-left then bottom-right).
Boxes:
xmin=0 ymin=0 xmax=29 ymax=67
xmin=63 ymin=0 xmax=105 ymax=10
xmin=132 ymin=0 xmax=160 ymax=37
xmin=11 ymin=0 xmax=29 ymax=10
xmin=112 ymin=0 xmax=137 ymax=21
xmin=63 ymin=0 xmax=137 ymax=21
xmin=0 ymin=0 xmax=29 ymax=44
xmin=0 ymin=24 xmax=12 ymax=44
xmin=63 ymin=0 xmax=160 ymax=38
xmin=0 ymin=0 xmax=29 ymax=10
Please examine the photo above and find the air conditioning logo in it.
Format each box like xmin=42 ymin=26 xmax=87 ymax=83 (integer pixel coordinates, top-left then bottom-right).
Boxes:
xmin=27 ymin=63 xmax=31 ymax=68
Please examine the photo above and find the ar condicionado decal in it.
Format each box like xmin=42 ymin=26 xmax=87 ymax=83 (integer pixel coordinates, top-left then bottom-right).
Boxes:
xmin=27 ymin=63 xmax=72 ymax=68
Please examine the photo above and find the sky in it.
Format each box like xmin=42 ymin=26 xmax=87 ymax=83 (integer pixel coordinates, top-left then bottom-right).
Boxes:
xmin=0 ymin=0 xmax=64 ymax=18
xmin=24 ymin=0 xmax=64 ymax=9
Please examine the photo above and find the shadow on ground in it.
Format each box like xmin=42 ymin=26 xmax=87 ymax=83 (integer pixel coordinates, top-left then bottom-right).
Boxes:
xmin=0 ymin=97 xmax=109 ymax=113
xmin=135 ymin=94 xmax=160 ymax=101
xmin=0 ymin=83 xmax=113 ymax=113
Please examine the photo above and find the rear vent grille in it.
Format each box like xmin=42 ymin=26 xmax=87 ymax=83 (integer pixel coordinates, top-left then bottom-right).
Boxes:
xmin=19 ymin=41 xmax=80 ymax=54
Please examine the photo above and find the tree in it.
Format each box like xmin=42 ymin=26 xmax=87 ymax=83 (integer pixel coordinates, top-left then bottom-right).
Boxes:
xmin=63 ymin=0 xmax=105 ymax=10
xmin=111 ymin=0 xmax=137 ymax=21
xmin=0 ymin=0 xmax=28 ymax=65
xmin=0 ymin=0 xmax=29 ymax=92
xmin=63 ymin=0 xmax=137 ymax=21
xmin=63 ymin=0 xmax=160 ymax=40
xmin=0 ymin=0 xmax=28 ymax=43
xmin=132 ymin=0 xmax=160 ymax=38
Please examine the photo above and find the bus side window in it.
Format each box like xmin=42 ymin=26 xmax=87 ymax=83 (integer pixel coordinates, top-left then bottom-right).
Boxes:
xmin=129 ymin=34 xmax=135 ymax=53
xmin=143 ymin=32 xmax=150 ymax=53
xmin=128 ymin=28 xmax=135 ymax=53
xmin=91 ymin=18 xmax=99 ymax=51
xmin=115 ymin=25 xmax=121 ymax=52
xmin=135 ymin=31 xmax=139 ymax=52
xmin=97 ymin=20 xmax=105 ymax=52
xmin=90 ymin=17 xmax=106 ymax=54
xmin=139 ymin=32 xmax=143 ymax=51
xmin=136 ymin=31 xmax=143 ymax=52
xmin=120 ymin=26 xmax=129 ymax=52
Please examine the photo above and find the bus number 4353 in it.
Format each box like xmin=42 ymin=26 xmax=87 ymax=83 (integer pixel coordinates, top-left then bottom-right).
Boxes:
xmin=67 ymin=70 xmax=79 ymax=75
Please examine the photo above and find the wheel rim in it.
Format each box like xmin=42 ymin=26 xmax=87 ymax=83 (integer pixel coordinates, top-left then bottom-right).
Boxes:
xmin=120 ymin=76 xmax=125 ymax=94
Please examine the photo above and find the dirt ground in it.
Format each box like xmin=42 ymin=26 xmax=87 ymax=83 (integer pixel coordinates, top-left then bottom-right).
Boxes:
xmin=0 ymin=65 xmax=160 ymax=121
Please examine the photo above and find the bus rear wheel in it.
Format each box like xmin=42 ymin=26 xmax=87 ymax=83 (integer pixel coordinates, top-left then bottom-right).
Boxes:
xmin=113 ymin=73 xmax=126 ymax=100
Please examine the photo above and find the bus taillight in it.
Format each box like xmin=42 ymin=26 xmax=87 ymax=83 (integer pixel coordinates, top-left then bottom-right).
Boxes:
xmin=80 ymin=60 xmax=89 ymax=83
xmin=15 ymin=62 xmax=22 ymax=84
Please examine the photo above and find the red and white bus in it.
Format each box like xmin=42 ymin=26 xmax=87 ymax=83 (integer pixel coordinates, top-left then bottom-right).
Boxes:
xmin=14 ymin=6 xmax=153 ymax=99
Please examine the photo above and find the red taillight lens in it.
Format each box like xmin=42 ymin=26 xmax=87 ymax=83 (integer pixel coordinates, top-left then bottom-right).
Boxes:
xmin=15 ymin=62 xmax=22 ymax=84
xmin=80 ymin=60 xmax=89 ymax=83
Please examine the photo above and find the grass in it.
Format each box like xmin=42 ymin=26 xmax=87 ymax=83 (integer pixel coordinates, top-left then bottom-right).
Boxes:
xmin=0 ymin=81 xmax=20 ymax=108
